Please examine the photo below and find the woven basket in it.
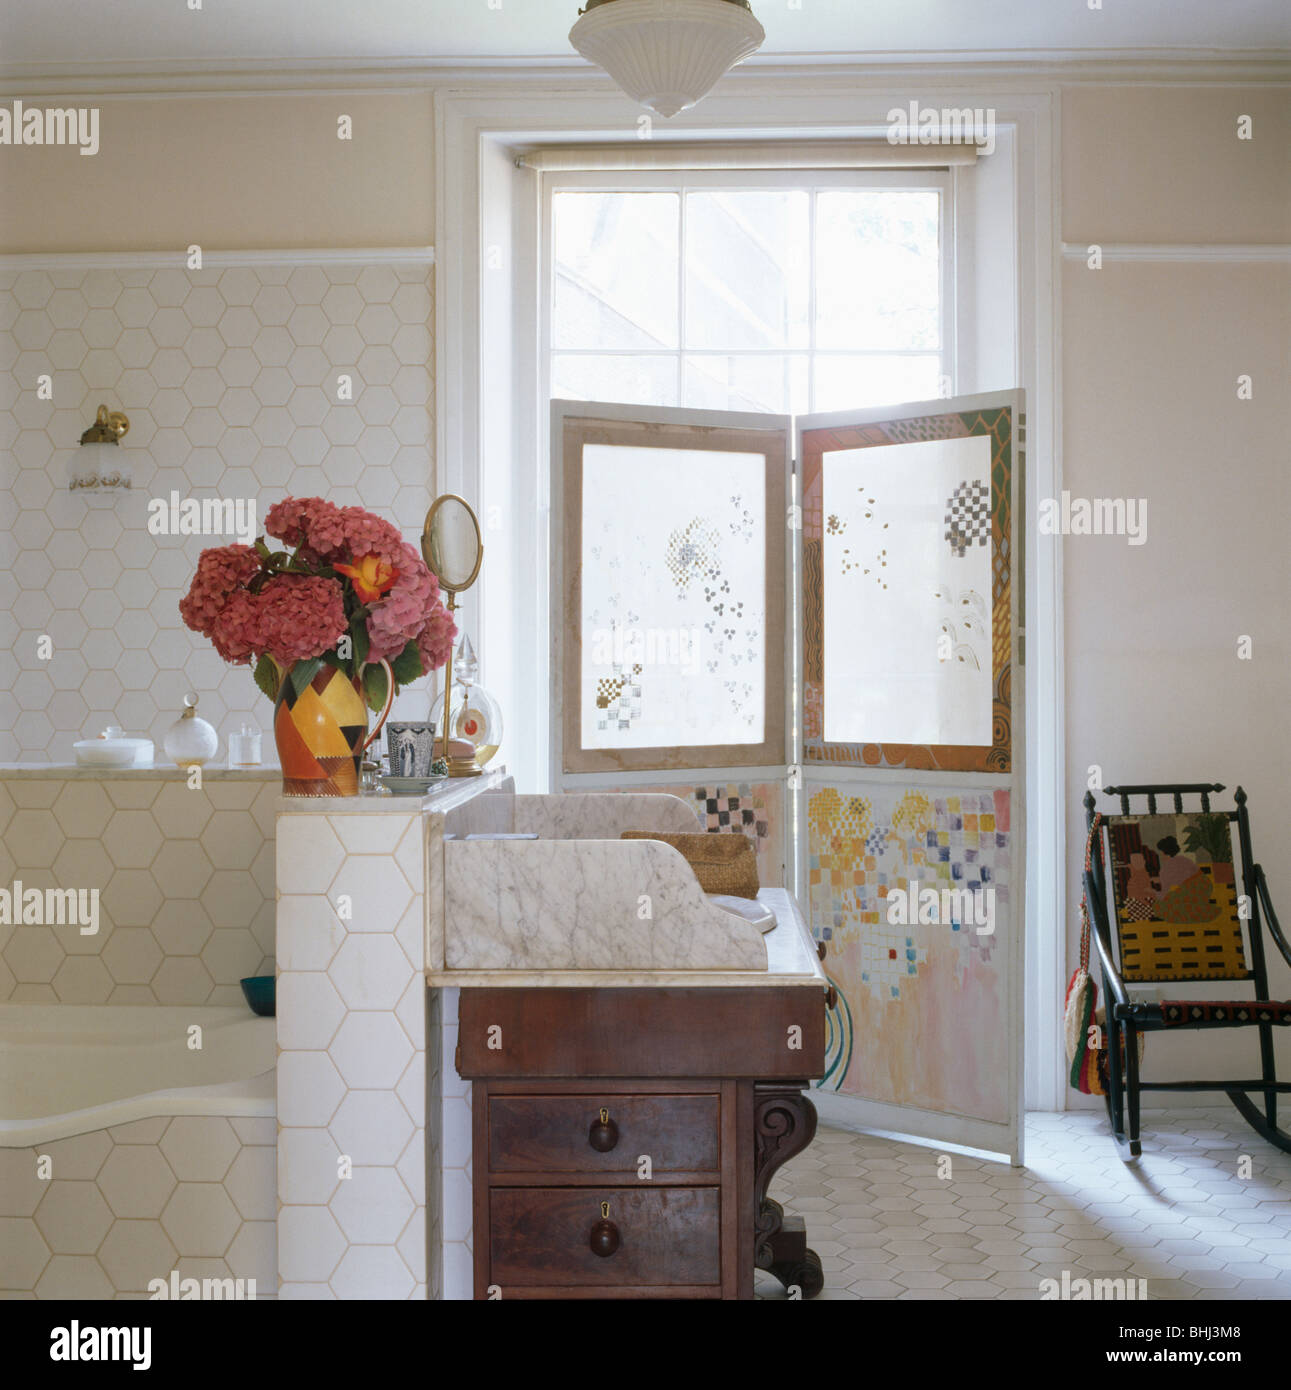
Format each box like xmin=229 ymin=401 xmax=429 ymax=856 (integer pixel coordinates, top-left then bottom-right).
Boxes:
xmin=621 ymin=831 xmax=760 ymax=899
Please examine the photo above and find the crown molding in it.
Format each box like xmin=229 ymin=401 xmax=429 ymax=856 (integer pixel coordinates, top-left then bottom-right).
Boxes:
xmin=0 ymin=49 xmax=1287 ymax=97
xmin=0 ymin=247 xmax=435 ymax=270
xmin=1060 ymin=242 xmax=1291 ymax=263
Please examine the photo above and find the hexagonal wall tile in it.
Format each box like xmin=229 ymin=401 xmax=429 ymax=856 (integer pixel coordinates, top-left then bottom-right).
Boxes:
xmin=0 ymin=1219 xmax=51 ymax=1288
xmin=98 ymin=1145 xmax=177 ymax=1219
xmin=279 ymin=1127 xmax=343 ymax=1206
xmin=277 ymin=973 xmax=346 ymax=1051
xmin=102 ymin=928 xmax=164 ymax=986
xmin=6 ymin=810 xmax=61 ymax=867
xmin=160 ymin=1183 xmax=241 ymax=1257
xmin=276 ymin=1052 xmax=346 ymax=1128
xmin=330 ymin=1167 xmax=414 ymax=1245
xmin=278 ymin=1206 xmax=346 ymax=1284
xmin=328 ymin=1091 xmax=414 ymax=1168
xmin=0 ymin=1150 xmax=49 ymax=1218
xmin=221 ymin=1146 xmax=274 ymax=1222
xmin=34 ymin=1255 xmax=114 ymax=1300
xmin=329 ymin=934 xmax=413 ymax=1011
xmin=328 ymin=1011 xmax=413 ymax=1091
xmin=34 ymin=1182 xmax=114 ymax=1255
xmin=159 ymin=1117 xmax=240 ymax=1183
xmin=330 ymin=1244 xmax=415 ymax=1300
xmin=276 ymin=820 xmax=344 ymax=894
xmin=326 ymin=855 xmax=412 ymax=933
xmin=97 ymin=1219 xmax=177 ymax=1292
xmin=226 ymin=1220 xmax=276 ymax=1287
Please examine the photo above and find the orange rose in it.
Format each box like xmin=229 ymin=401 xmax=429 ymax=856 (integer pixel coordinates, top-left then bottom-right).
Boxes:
xmin=334 ymin=554 xmax=398 ymax=603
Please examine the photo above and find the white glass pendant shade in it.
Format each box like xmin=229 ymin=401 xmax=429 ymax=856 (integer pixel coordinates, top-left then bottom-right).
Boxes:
xmin=570 ymin=0 xmax=766 ymax=119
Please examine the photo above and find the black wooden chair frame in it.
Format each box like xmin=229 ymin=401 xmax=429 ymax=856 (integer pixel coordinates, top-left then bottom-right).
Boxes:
xmin=1082 ymin=782 xmax=1291 ymax=1159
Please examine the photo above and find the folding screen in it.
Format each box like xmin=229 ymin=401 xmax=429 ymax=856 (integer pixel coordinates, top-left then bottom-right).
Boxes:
xmin=798 ymin=393 xmax=1024 ymax=1160
xmin=553 ymin=391 xmax=1024 ymax=1157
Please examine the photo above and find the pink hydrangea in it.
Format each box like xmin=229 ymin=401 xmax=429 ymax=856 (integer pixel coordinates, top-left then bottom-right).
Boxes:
xmin=415 ymin=604 xmax=457 ymax=675
xmin=254 ymin=574 xmax=347 ymax=666
xmin=263 ymin=496 xmax=403 ymax=567
xmin=178 ymin=545 xmax=262 ymax=638
xmin=209 ymin=589 xmax=263 ymax=666
xmin=366 ymin=542 xmax=442 ymax=662
xmin=262 ymin=496 xmax=319 ymax=549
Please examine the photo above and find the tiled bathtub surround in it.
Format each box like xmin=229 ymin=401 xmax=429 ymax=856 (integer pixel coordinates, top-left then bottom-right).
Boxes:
xmin=0 ymin=770 xmax=277 ymax=1004
xmin=0 ymin=259 xmax=436 ymax=763
xmin=275 ymin=801 xmax=429 ymax=1299
xmin=0 ymin=1114 xmax=276 ymax=1299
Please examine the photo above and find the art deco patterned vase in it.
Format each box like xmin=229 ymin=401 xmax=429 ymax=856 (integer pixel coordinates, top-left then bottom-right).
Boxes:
xmin=273 ymin=660 xmax=394 ymax=797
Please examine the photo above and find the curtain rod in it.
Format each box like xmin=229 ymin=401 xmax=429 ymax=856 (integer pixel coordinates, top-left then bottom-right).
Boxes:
xmin=517 ymin=140 xmax=978 ymax=172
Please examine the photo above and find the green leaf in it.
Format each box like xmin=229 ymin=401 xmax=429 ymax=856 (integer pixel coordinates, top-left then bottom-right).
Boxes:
xmin=390 ymin=640 xmax=423 ymax=688
xmin=252 ymin=655 xmax=281 ymax=704
xmin=362 ymin=661 xmax=390 ymax=714
xmin=349 ymin=614 xmax=370 ymax=667
xmin=289 ymin=657 xmax=324 ymax=698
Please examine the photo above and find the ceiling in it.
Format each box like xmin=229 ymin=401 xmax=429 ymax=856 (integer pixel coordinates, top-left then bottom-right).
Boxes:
xmin=2 ymin=0 xmax=1288 ymax=75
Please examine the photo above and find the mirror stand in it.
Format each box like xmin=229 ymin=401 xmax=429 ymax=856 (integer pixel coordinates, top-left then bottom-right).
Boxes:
xmin=437 ymin=589 xmax=483 ymax=779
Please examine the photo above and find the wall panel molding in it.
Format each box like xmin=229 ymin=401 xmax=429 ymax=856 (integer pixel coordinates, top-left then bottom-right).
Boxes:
xmin=0 ymin=247 xmax=435 ymax=271
xmin=1060 ymin=242 xmax=1291 ymax=263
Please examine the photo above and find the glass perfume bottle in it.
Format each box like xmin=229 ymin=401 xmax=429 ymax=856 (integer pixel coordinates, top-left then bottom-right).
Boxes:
xmin=429 ymin=634 xmax=503 ymax=771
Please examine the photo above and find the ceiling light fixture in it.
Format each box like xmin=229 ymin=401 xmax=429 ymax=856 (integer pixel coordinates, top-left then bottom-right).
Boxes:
xmin=570 ymin=0 xmax=766 ymax=119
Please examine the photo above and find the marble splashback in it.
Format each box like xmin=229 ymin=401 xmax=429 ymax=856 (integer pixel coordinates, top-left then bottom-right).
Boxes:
xmin=512 ymin=792 xmax=700 ymax=840
xmin=442 ymin=838 xmax=768 ymax=972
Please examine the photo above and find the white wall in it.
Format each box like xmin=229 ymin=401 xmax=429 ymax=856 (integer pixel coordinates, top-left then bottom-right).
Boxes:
xmin=1061 ymin=86 xmax=1291 ymax=1097
xmin=0 ymin=259 xmax=436 ymax=761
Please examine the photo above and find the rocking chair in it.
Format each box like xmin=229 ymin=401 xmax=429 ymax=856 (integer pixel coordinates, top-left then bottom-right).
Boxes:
xmin=1082 ymin=783 xmax=1291 ymax=1158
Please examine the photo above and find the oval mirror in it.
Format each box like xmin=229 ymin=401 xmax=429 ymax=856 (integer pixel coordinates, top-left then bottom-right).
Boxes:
xmin=422 ymin=493 xmax=483 ymax=593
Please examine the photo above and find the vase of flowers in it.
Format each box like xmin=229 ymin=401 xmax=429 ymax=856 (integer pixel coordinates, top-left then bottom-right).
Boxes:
xmin=179 ymin=496 xmax=456 ymax=797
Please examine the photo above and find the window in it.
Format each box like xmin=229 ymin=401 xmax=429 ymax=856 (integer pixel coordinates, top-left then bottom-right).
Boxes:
xmin=545 ymin=169 xmax=952 ymax=416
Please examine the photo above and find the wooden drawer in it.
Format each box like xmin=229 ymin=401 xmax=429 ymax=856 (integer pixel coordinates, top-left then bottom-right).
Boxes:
xmin=489 ymin=1187 xmax=721 ymax=1289
xmin=487 ymin=1093 xmax=719 ymax=1175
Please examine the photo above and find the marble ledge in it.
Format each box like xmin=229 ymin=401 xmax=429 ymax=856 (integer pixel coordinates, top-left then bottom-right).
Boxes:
xmin=426 ymin=887 xmax=828 ymax=991
xmin=276 ymin=767 xmax=511 ymax=815
xmin=0 ymin=761 xmax=281 ymax=781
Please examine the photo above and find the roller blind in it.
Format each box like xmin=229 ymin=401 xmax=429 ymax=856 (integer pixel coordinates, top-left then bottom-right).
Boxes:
xmin=518 ymin=140 xmax=977 ymax=172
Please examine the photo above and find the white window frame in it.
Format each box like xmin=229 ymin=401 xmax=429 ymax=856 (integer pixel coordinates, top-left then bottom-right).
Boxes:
xmin=541 ymin=167 xmax=958 ymax=417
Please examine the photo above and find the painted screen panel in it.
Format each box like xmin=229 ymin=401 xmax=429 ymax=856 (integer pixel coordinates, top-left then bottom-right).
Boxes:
xmin=802 ymin=403 xmax=1014 ymax=773
xmin=580 ymin=444 xmax=767 ymax=750
xmin=808 ymin=778 xmax=1011 ymax=1123
xmin=821 ymin=433 xmax=993 ymax=747
xmin=601 ymin=779 xmax=787 ymax=887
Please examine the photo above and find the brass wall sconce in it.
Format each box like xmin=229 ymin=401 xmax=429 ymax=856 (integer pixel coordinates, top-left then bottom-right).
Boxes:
xmin=72 ymin=404 xmax=131 ymax=490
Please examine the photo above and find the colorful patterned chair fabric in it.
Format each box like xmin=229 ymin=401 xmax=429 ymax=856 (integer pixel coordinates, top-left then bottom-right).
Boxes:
xmin=1082 ymin=783 xmax=1291 ymax=1158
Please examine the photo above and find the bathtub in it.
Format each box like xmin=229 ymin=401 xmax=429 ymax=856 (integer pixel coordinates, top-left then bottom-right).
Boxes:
xmin=0 ymin=1004 xmax=275 ymax=1146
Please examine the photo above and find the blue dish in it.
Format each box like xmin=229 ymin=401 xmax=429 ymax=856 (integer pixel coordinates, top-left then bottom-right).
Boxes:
xmin=240 ymin=975 xmax=275 ymax=1017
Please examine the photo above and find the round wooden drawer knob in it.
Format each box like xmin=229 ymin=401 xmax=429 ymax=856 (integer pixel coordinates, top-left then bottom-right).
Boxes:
xmin=588 ymin=1107 xmax=619 ymax=1152
xmin=590 ymin=1201 xmax=620 ymax=1258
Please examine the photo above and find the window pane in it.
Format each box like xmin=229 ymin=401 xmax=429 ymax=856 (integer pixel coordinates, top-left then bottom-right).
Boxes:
xmin=814 ymin=354 xmax=942 ymax=413
xmin=815 ymin=190 xmax=940 ymax=350
xmin=684 ymin=354 xmax=808 ymax=415
xmin=684 ymin=191 xmax=809 ymax=351
xmin=552 ymin=354 xmax=679 ymax=407
xmin=553 ymin=192 xmax=679 ymax=350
